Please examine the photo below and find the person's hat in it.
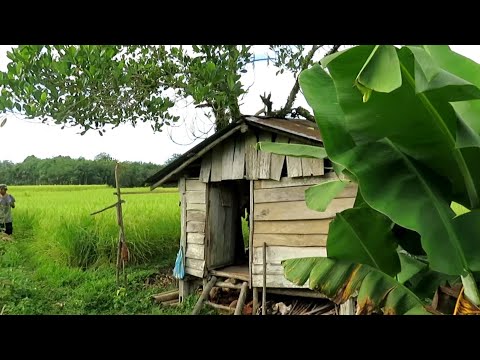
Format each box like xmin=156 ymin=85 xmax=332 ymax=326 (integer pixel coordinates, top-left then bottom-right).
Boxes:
xmin=0 ymin=184 xmax=7 ymax=190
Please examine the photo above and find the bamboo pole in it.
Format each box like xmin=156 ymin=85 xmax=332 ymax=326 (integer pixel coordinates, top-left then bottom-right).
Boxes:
xmin=114 ymin=163 xmax=129 ymax=287
xmin=90 ymin=200 xmax=125 ymax=216
xmin=262 ymin=242 xmax=267 ymax=315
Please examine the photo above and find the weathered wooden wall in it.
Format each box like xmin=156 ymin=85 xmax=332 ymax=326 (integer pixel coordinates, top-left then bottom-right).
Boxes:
xmin=180 ymin=177 xmax=207 ymax=278
xmin=199 ymin=130 xmax=324 ymax=183
xmin=251 ymin=175 xmax=357 ymax=288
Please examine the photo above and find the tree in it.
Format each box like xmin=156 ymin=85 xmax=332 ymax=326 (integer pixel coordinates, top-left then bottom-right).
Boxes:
xmin=262 ymin=45 xmax=480 ymax=314
xmin=163 ymin=153 xmax=182 ymax=166
xmin=0 ymin=45 xmax=341 ymax=135
xmin=94 ymin=152 xmax=115 ymax=162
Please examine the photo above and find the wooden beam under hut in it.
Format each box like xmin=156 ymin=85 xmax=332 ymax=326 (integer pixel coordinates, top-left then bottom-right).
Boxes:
xmin=204 ymin=301 xmax=235 ymax=314
xmin=152 ymin=289 xmax=179 ymax=303
xmin=113 ymin=191 xmax=174 ymax=195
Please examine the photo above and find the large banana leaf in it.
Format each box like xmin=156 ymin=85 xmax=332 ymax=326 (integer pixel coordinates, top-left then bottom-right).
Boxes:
xmin=299 ymin=62 xmax=480 ymax=281
xmin=323 ymin=46 xmax=480 ymax=209
xmin=327 ymin=207 xmax=400 ymax=276
xmin=282 ymin=257 xmax=431 ymax=315
xmin=397 ymin=253 xmax=428 ymax=284
xmin=422 ymin=45 xmax=480 ymax=134
xmin=407 ymin=46 xmax=480 ymax=208
xmin=355 ymin=45 xmax=402 ymax=100
xmin=256 ymin=142 xmax=327 ymax=159
xmin=305 ymin=179 xmax=348 ymax=212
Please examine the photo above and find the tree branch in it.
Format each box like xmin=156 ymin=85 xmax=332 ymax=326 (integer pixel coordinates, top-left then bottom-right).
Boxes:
xmin=270 ymin=45 xmax=322 ymax=118
xmin=254 ymin=108 xmax=265 ymax=116
xmin=195 ymin=103 xmax=212 ymax=109
xmin=294 ymin=106 xmax=315 ymax=122
xmin=325 ymin=45 xmax=342 ymax=57
xmin=260 ymin=92 xmax=272 ymax=115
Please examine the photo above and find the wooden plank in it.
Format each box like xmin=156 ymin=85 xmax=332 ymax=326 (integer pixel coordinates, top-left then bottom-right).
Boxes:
xmin=258 ymin=132 xmax=272 ymax=179
xmin=187 ymin=232 xmax=205 ymax=245
xmin=249 ymin=180 xmax=254 ymax=287
xmin=186 ymin=243 xmax=204 ymax=260
xmin=185 ymin=191 xmax=205 ymax=204
xmin=231 ymin=135 xmax=246 ymax=180
xmin=210 ymin=269 xmax=249 ymax=282
xmin=206 ymin=183 xmax=236 ymax=269
xmin=186 ymin=258 xmax=205 ymax=271
xmin=185 ymin=267 xmax=204 ymax=278
xmin=221 ymin=138 xmax=236 ymax=180
xmin=338 ymin=184 xmax=358 ymax=198
xmin=253 ymin=233 xmax=327 ymax=247
xmin=252 ymin=263 xmax=285 ymax=275
xmin=210 ymin=143 xmax=224 ymax=182
xmin=199 ymin=151 xmax=212 ymax=183
xmin=179 ymin=177 xmax=187 ymax=268
xmin=286 ymin=139 xmax=302 ymax=178
xmin=150 ymin=124 xmax=242 ymax=189
xmin=186 ymin=179 xmax=206 ymax=191
xmin=187 ymin=210 xmax=206 ymax=222
xmin=186 ymin=221 xmax=205 ymax=233
xmin=252 ymin=274 xmax=308 ymax=289
xmin=254 ymin=198 xmax=356 ymax=221
xmin=254 ymin=184 xmax=357 ymax=204
xmin=186 ymin=202 xmax=206 ymax=211
xmin=254 ymin=185 xmax=311 ymax=203
xmin=254 ymin=173 xmax=336 ymax=189
xmin=301 ymin=157 xmax=316 ymax=177
xmin=253 ymin=246 xmax=327 ymax=264
xmin=269 ymin=135 xmax=288 ymax=181
xmin=245 ymin=131 xmax=258 ymax=180
xmin=310 ymin=158 xmax=325 ymax=176
xmin=254 ymin=219 xmax=332 ymax=234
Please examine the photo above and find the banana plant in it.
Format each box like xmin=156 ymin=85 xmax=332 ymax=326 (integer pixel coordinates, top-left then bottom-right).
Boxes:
xmin=263 ymin=45 xmax=480 ymax=313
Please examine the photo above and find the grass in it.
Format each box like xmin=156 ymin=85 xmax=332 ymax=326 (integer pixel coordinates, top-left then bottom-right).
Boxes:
xmin=0 ymin=185 xmax=212 ymax=315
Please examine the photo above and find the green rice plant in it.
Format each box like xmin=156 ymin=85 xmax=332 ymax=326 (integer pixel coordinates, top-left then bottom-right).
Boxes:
xmin=9 ymin=185 xmax=181 ymax=269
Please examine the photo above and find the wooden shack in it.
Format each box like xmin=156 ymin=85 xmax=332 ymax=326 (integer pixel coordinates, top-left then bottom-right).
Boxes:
xmin=145 ymin=116 xmax=357 ymax=309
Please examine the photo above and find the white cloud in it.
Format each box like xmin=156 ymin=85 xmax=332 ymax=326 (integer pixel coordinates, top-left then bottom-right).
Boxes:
xmin=1 ymin=45 xmax=480 ymax=164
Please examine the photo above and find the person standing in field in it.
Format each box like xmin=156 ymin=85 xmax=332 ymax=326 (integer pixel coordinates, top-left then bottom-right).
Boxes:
xmin=0 ymin=184 xmax=15 ymax=235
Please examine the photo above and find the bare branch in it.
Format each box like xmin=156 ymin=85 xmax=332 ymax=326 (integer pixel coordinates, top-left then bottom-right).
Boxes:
xmin=260 ymin=92 xmax=273 ymax=115
xmin=271 ymin=45 xmax=322 ymax=118
xmin=195 ymin=103 xmax=212 ymax=109
xmin=255 ymin=108 xmax=265 ymax=116
xmin=325 ymin=45 xmax=342 ymax=57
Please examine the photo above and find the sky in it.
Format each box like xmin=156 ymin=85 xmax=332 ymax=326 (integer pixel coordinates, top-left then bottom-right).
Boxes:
xmin=1 ymin=45 xmax=480 ymax=165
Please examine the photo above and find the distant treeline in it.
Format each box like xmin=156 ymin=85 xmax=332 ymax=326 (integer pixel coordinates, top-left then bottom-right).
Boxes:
xmin=0 ymin=153 xmax=181 ymax=187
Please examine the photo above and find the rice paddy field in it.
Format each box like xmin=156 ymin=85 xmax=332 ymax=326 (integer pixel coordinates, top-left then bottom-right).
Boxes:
xmin=0 ymin=185 xmax=216 ymax=315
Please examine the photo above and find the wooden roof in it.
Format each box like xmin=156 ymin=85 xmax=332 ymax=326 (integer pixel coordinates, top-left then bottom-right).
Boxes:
xmin=144 ymin=116 xmax=322 ymax=189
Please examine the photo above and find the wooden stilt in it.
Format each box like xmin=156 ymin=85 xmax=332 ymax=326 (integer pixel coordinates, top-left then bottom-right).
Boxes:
xmin=253 ymin=287 xmax=259 ymax=315
xmin=192 ymin=276 xmax=217 ymax=315
xmin=234 ymin=282 xmax=249 ymax=315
